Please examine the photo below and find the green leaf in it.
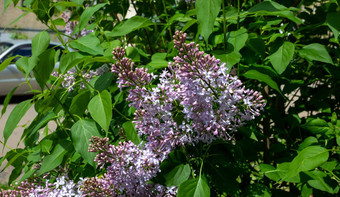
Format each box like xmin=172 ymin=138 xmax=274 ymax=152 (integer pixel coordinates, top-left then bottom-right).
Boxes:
xmin=83 ymin=56 xmax=112 ymax=66
xmin=321 ymin=160 xmax=338 ymax=172
xmin=331 ymin=112 xmax=337 ymax=125
xmin=303 ymin=118 xmax=330 ymax=134
xmin=90 ymin=72 xmax=115 ymax=92
xmin=182 ymin=19 xmax=197 ymax=32
xmin=196 ymin=0 xmax=222 ymax=43
xmin=260 ymin=164 xmax=281 ymax=181
xmin=106 ymin=16 xmax=154 ymax=37
xmin=243 ymin=70 xmax=281 ymax=94
xmin=213 ymin=50 xmax=241 ymax=70
xmin=299 ymin=43 xmax=333 ymax=64
xmin=276 ymin=162 xmax=300 ymax=183
xmin=75 ymin=3 xmax=106 ymax=34
xmin=1 ymin=86 xmax=18 ymax=118
xmin=3 ymin=0 xmax=11 ymax=13
xmin=226 ymin=28 xmax=248 ymax=52
xmin=51 ymin=18 xmax=65 ymax=26
xmin=69 ymin=34 xmax=104 ymax=56
xmin=88 ymin=90 xmax=112 ymax=132
xmin=15 ymin=56 xmax=31 ymax=77
xmin=27 ymin=55 xmax=39 ymax=76
xmin=298 ymin=137 xmax=318 ymax=151
xmin=247 ymin=1 xmax=302 ymax=24
xmin=326 ymin=12 xmax=340 ymax=41
xmin=148 ymin=53 xmax=169 ymax=69
xmin=9 ymin=165 xmax=24 ymax=184
xmin=54 ymin=1 xmax=81 ymax=8
xmin=3 ymin=100 xmax=32 ymax=147
xmin=32 ymin=31 xmax=50 ymax=56
xmin=126 ymin=47 xmax=140 ymax=62
xmin=71 ymin=119 xmax=102 ymax=166
xmin=307 ymin=171 xmax=339 ymax=194
xmin=243 ymin=183 xmax=271 ymax=197
xmin=39 ymin=139 xmax=53 ymax=154
xmin=59 ymin=52 xmax=84 ymax=74
xmin=268 ymin=41 xmax=294 ymax=74
xmin=0 ymin=56 xmax=20 ymax=72
xmin=69 ymin=90 xmax=92 ymax=117
xmin=29 ymin=112 xmax=57 ymax=138
xmin=122 ymin=121 xmax=141 ymax=145
xmin=37 ymin=140 xmax=73 ymax=176
xmin=178 ymin=175 xmax=210 ymax=197
xmin=164 ymin=164 xmax=191 ymax=187
xmin=247 ymin=36 xmax=266 ymax=57
xmin=285 ymin=146 xmax=329 ymax=179
xmin=33 ymin=49 xmax=56 ymax=89
xmin=1 ymin=149 xmax=28 ymax=173
xmin=27 ymin=149 xmax=41 ymax=162
xmin=301 ymin=184 xmax=313 ymax=197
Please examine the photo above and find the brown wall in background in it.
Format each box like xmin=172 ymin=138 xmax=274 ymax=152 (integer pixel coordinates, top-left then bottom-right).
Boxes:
xmin=0 ymin=1 xmax=46 ymax=30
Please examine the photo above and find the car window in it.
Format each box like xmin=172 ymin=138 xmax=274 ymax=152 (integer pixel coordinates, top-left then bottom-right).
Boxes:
xmin=0 ymin=42 xmax=13 ymax=54
xmin=7 ymin=44 xmax=32 ymax=58
xmin=4 ymin=44 xmax=32 ymax=62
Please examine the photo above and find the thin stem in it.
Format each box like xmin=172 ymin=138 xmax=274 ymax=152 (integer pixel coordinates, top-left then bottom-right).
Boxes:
xmin=236 ymin=0 xmax=241 ymax=76
xmin=237 ymin=0 xmax=240 ymax=29
xmin=181 ymin=146 xmax=196 ymax=178
xmin=42 ymin=82 xmax=77 ymax=122
xmin=222 ymin=0 xmax=227 ymax=51
xmin=199 ymin=157 xmax=204 ymax=178
xmin=0 ymin=139 xmax=14 ymax=152
xmin=162 ymin=0 xmax=173 ymax=38
xmin=113 ymin=107 xmax=130 ymax=121
xmin=143 ymin=28 xmax=154 ymax=55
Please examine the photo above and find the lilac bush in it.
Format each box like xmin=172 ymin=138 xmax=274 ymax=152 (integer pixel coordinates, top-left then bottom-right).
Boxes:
xmin=0 ymin=31 xmax=264 ymax=196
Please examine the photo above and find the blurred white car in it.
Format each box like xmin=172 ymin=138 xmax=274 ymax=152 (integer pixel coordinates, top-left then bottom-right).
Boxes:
xmin=0 ymin=40 xmax=63 ymax=96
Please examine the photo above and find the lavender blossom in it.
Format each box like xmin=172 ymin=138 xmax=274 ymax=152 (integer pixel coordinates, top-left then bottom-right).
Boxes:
xmin=61 ymin=11 xmax=93 ymax=39
xmin=83 ymin=137 xmax=172 ymax=196
xmin=0 ymin=175 xmax=84 ymax=197
xmin=53 ymin=65 xmax=109 ymax=92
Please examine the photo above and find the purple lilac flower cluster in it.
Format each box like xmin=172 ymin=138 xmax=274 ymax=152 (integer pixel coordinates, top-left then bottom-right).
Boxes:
xmin=52 ymin=66 xmax=108 ymax=91
xmin=0 ymin=175 xmax=84 ymax=197
xmin=61 ymin=11 xmax=93 ymax=39
xmin=83 ymin=31 xmax=265 ymax=195
xmin=82 ymin=137 xmax=176 ymax=196
xmin=112 ymin=30 xmax=265 ymax=150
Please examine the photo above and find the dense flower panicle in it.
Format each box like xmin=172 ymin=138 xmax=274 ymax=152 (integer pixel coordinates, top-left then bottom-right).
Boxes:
xmin=170 ymin=31 xmax=265 ymax=142
xmin=0 ymin=175 xmax=84 ymax=197
xmin=84 ymin=137 xmax=175 ymax=196
xmin=111 ymin=47 xmax=152 ymax=89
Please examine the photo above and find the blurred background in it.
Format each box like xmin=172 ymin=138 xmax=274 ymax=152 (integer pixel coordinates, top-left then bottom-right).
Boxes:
xmin=0 ymin=1 xmax=58 ymax=186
